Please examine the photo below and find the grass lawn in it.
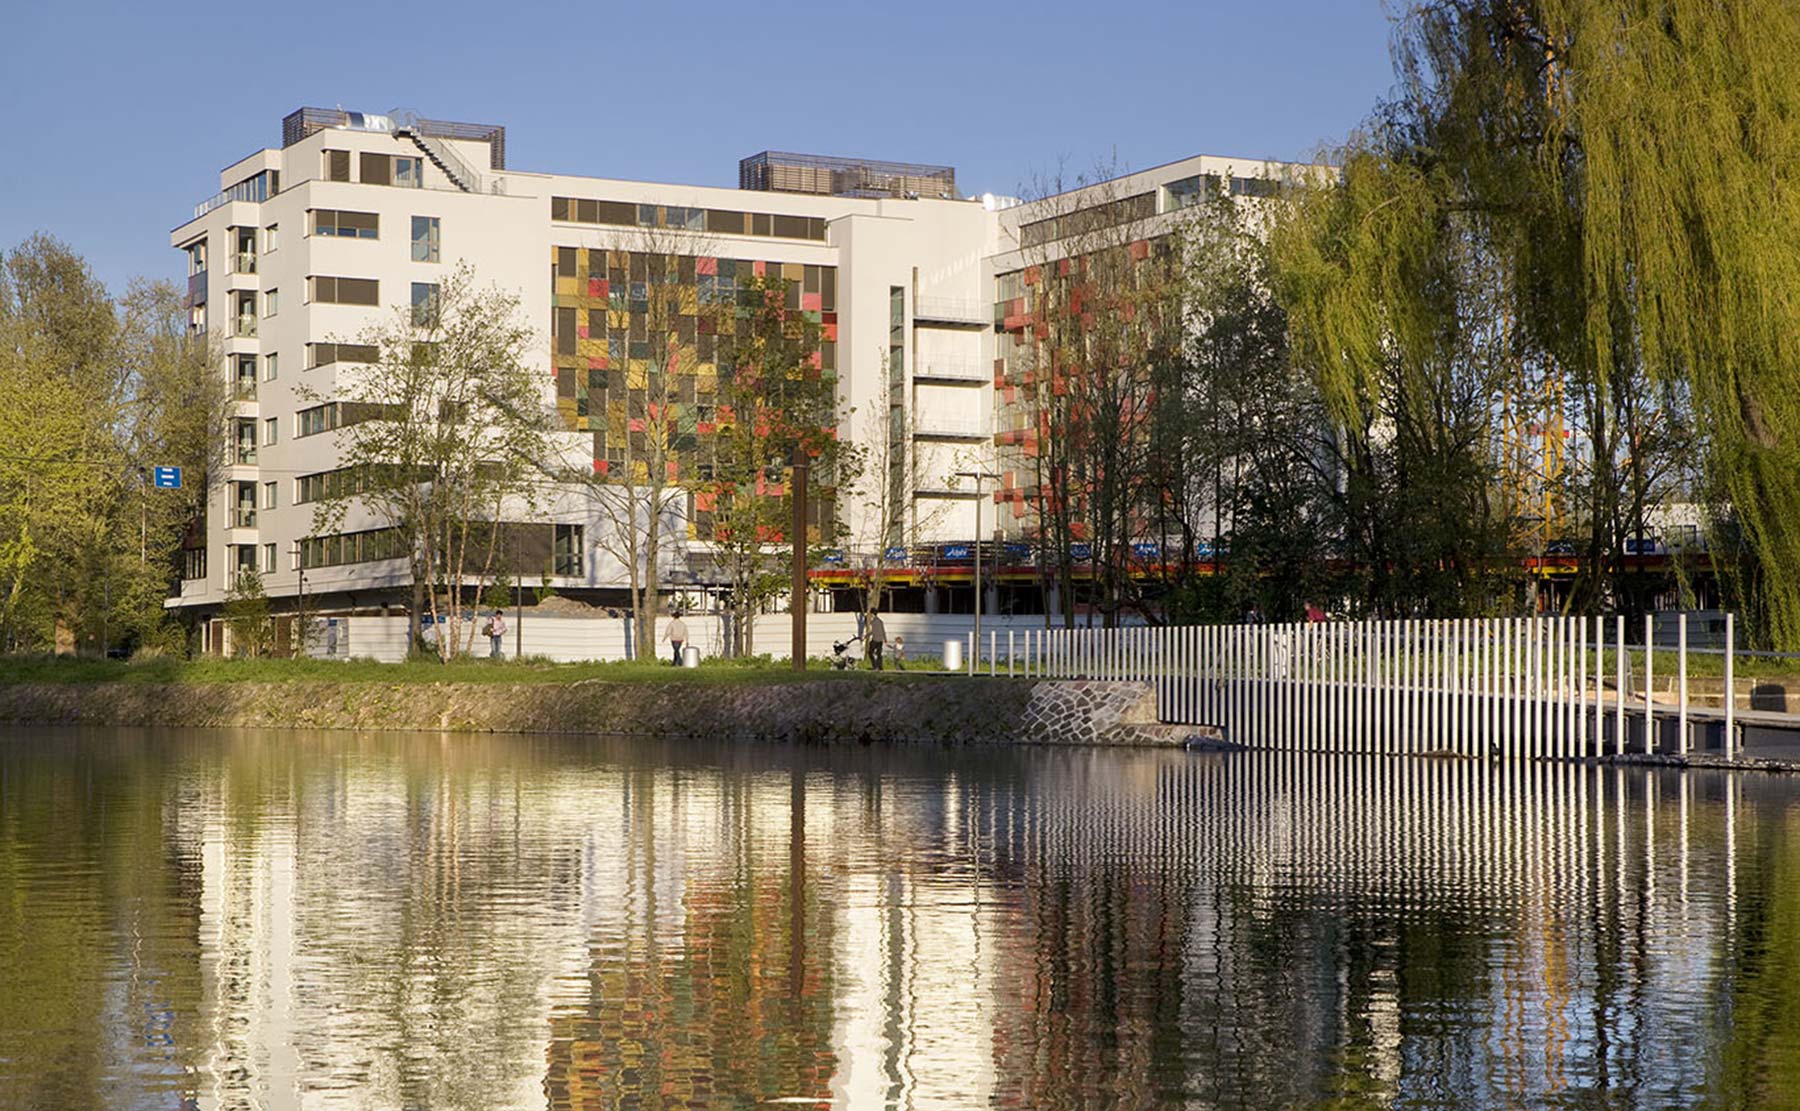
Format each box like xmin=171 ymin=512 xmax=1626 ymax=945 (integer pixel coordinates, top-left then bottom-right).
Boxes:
xmin=0 ymin=654 xmax=935 ymax=686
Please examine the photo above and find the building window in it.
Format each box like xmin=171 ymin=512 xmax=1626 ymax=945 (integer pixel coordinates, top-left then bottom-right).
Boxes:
xmin=235 ymin=419 xmax=257 ymax=465
xmin=236 ymin=545 xmax=258 ymax=576
xmin=233 ymin=291 xmax=257 ymax=336
xmin=261 ymin=543 xmax=277 ymax=574
xmin=553 ymin=524 xmax=584 ymax=577
xmin=411 ymin=216 xmax=440 ymax=263
xmin=308 ymin=276 xmax=380 ymax=305
xmin=264 ymin=288 xmax=279 ymax=317
xmin=234 ymin=354 xmax=258 ymax=400
xmin=396 ymin=157 xmax=423 ymax=188
xmin=324 ymin=149 xmax=351 ymax=182
xmin=186 ymin=239 xmax=208 ymax=276
xmin=265 ymin=224 xmax=280 ymax=253
xmin=232 ymin=481 xmax=258 ymax=528
xmin=307 ymin=342 xmax=378 ymax=368
xmin=411 ymin=282 xmax=440 ymax=327
xmin=264 ymin=353 xmax=279 ymax=382
xmin=297 ymin=404 xmax=339 ymax=437
xmin=189 ymin=303 xmax=206 ymax=335
xmin=261 ymin=481 xmax=277 ymax=510
xmin=299 ymin=526 xmax=405 ymax=569
xmin=360 ymin=152 xmax=391 ymax=186
xmin=263 ymin=417 xmax=278 ymax=446
xmin=182 ymin=548 xmax=206 ymax=580
xmin=310 ymin=209 xmax=379 ymax=239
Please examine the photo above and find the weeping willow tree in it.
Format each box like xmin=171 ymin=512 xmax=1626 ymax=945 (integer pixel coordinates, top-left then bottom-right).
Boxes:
xmin=1539 ymin=0 xmax=1800 ymax=646
xmin=1274 ymin=0 xmax=1794 ymax=637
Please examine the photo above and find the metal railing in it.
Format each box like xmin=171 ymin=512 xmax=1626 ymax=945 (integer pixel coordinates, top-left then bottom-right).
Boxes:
xmin=232 ymin=508 xmax=258 ymax=529
xmin=233 ymin=379 xmax=257 ymax=401
xmin=393 ymin=111 xmax=504 ymax=196
xmin=234 ymin=315 xmax=258 ymax=338
xmin=232 ymin=252 xmax=257 ymax=275
xmin=912 ymin=297 xmax=988 ymax=325
xmin=913 ymin=359 xmax=988 ymax=382
xmin=913 ymin=415 xmax=988 ymax=438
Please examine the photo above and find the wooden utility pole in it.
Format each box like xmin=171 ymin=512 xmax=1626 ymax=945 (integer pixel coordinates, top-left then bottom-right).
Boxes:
xmin=791 ymin=445 xmax=809 ymax=670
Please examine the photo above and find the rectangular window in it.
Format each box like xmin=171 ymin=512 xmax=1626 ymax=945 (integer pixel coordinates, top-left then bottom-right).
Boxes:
xmin=297 ymin=403 xmax=338 ymax=437
xmin=359 ymin=152 xmax=391 ymax=186
xmin=233 ymin=291 xmax=257 ymax=336
xmin=410 ymin=216 xmax=440 ymax=263
xmin=299 ymin=526 xmax=404 ymax=569
xmin=308 ymin=276 xmax=380 ymax=305
xmin=556 ymin=246 xmax=577 ymax=277
xmin=553 ymin=524 xmax=584 ymax=577
xmin=261 ymin=543 xmax=277 ymax=574
xmin=310 ymin=209 xmax=379 ymax=239
xmin=234 ymin=354 xmax=258 ymax=400
xmin=264 ymin=288 xmax=279 ymax=317
xmin=234 ymin=418 xmax=257 ymax=465
xmin=554 ymin=306 xmax=577 ymax=355
xmin=264 ymin=352 xmax=278 ymax=381
xmin=411 ymin=282 xmax=440 ymax=327
xmin=182 ymin=548 xmax=206 ymax=580
xmin=265 ymin=224 xmax=279 ymax=252
xmin=186 ymin=239 xmax=207 ymax=276
xmin=324 ymin=149 xmax=351 ymax=182
xmin=307 ymin=342 xmax=379 ymax=367
xmin=396 ymin=157 xmax=423 ymax=188
xmin=262 ymin=481 xmax=277 ymax=510
xmin=263 ymin=417 xmax=278 ymax=446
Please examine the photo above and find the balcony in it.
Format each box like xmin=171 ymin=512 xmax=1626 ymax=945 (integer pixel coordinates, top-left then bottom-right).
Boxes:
xmin=913 ymin=358 xmax=988 ymax=383
xmin=913 ymin=415 xmax=989 ymax=440
xmin=912 ymin=297 xmax=988 ymax=327
xmin=233 ymin=378 xmax=258 ymax=402
xmin=234 ymin=315 xmax=258 ymax=338
xmin=234 ymin=444 xmax=257 ymax=466
xmin=232 ymin=508 xmax=258 ymax=529
xmin=232 ymin=251 xmax=257 ymax=275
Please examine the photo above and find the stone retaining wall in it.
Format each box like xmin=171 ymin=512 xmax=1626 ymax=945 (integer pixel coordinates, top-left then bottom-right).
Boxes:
xmin=0 ymin=678 xmax=1230 ymax=749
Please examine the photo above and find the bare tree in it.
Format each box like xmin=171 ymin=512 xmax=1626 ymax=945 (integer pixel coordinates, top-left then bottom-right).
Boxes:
xmin=307 ymin=263 xmax=552 ymax=659
xmin=563 ymin=227 xmax=712 ymax=660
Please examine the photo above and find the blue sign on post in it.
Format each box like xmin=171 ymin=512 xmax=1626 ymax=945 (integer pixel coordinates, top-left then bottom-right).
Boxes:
xmin=152 ymin=466 xmax=182 ymax=489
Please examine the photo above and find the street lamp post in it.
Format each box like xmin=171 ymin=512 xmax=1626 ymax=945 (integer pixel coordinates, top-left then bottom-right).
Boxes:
xmin=956 ymin=470 xmax=998 ymax=673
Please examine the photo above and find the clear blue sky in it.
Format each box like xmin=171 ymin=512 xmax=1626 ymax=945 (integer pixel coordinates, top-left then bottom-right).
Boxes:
xmin=0 ymin=0 xmax=1397 ymax=293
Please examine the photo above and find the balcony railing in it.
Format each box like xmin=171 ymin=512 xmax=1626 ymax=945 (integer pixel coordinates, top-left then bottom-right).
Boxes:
xmin=913 ymin=416 xmax=989 ymax=439
xmin=234 ymin=315 xmax=258 ymax=338
xmin=235 ymin=446 xmax=257 ymax=466
xmin=913 ymin=359 xmax=988 ymax=382
xmin=232 ymin=252 xmax=257 ymax=275
xmin=912 ymin=297 xmax=989 ymax=326
xmin=232 ymin=508 xmax=258 ymax=529
xmin=233 ymin=379 xmax=258 ymax=401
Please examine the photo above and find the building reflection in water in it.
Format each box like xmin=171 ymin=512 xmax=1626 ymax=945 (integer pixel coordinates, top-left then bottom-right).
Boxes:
xmin=2 ymin=729 xmax=1799 ymax=1108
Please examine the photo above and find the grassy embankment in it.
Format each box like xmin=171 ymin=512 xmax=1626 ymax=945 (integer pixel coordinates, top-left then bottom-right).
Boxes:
xmin=0 ymin=654 xmax=920 ymax=686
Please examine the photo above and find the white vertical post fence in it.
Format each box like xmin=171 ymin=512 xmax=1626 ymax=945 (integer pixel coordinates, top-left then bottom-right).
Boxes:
xmin=1006 ymin=612 xmax=1714 ymax=761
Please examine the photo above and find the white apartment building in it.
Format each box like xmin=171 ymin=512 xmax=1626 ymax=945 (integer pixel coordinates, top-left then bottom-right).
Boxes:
xmin=169 ymin=106 xmax=1301 ymax=629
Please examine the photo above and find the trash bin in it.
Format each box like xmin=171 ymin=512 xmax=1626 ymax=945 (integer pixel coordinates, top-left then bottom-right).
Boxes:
xmin=682 ymin=645 xmax=701 ymax=669
xmin=943 ymin=638 xmax=963 ymax=672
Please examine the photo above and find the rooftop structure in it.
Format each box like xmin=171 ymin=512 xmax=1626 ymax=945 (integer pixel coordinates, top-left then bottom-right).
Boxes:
xmin=739 ymin=151 xmax=958 ymax=200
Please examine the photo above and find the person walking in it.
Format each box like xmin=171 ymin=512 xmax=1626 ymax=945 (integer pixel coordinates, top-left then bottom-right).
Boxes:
xmin=485 ymin=608 xmax=508 ymax=659
xmin=665 ymin=611 xmax=690 ymax=666
xmin=867 ymin=612 xmax=887 ymax=671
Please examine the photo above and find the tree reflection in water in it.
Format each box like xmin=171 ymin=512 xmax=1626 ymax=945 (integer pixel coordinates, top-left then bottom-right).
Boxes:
xmin=0 ymin=729 xmax=1797 ymax=1108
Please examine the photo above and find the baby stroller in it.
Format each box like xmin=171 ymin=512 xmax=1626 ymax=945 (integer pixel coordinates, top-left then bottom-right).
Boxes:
xmin=830 ymin=634 xmax=864 ymax=670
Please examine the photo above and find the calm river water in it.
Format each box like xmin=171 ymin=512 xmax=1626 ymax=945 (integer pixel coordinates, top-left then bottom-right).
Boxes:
xmin=1 ymin=727 xmax=1796 ymax=1109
